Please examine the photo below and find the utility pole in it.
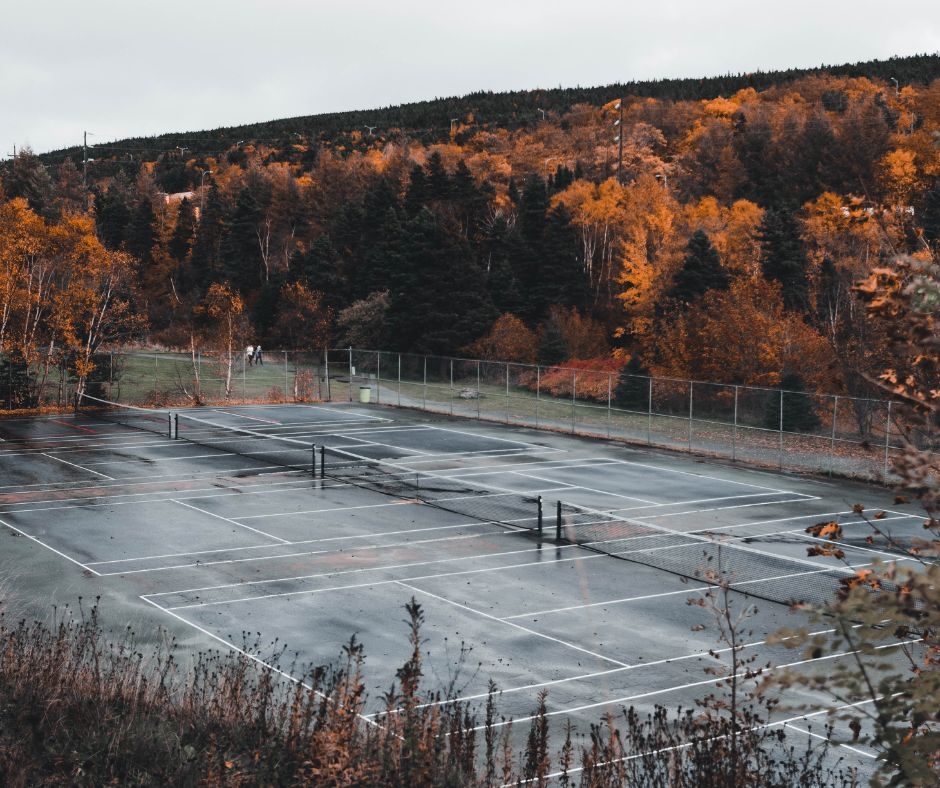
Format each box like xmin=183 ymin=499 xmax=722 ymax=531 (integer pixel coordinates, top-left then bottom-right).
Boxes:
xmin=82 ymin=131 xmax=94 ymax=191
xmin=616 ymin=99 xmax=624 ymax=185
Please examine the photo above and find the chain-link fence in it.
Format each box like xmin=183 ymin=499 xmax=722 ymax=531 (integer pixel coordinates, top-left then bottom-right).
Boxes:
xmin=331 ymin=348 xmax=934 ymax=485
xmin=0 ymin=349 xmax=327 ymax=410
xmin=4 ymin=346 xmax=932 ymax=486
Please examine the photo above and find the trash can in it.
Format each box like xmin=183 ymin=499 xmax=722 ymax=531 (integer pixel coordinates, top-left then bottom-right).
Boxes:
xmin=359 ymin=386 xmax=371 ymax=404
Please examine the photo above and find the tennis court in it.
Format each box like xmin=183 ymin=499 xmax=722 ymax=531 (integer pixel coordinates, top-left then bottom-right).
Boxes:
xmin=0 ymin=400 xmax=924 ymax=778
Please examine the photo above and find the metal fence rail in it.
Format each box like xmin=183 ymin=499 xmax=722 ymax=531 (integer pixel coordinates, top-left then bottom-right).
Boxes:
xmin=331 ymin=347 xmax=934 ymax=485
xmin=5 ymin=345 xmax=932 ymax=486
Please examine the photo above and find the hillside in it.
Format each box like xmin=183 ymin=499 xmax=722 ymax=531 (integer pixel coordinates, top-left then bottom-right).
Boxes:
xmin=1 ymin=52 xmax=939 ymax=406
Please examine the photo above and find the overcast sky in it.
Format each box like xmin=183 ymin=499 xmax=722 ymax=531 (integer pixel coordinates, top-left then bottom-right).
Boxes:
xmin=4 ymin=0 xmax=938 ymax=155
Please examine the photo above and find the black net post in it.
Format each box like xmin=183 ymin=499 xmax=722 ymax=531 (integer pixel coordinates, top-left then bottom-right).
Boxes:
xmin=556 ymin=500 xmax=562 ymax=541
xmin=537 ymin=495 xmax=543 ymax=535
xmin=173 ymin=413 xmax=179 ymax=439
xmin=311 ymin=444 xmax=317 ymax=478
xmin=319 ymin=445 xmax=325 ymax=479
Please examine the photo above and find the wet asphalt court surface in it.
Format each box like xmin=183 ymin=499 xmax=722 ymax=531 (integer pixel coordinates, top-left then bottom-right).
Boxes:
xmin=0 ymin=402 xmax=924 ymax=776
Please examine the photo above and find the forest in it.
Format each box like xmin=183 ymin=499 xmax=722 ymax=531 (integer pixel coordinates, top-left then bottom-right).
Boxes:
xmin=1 ymin=53 xmax=939 ymax=404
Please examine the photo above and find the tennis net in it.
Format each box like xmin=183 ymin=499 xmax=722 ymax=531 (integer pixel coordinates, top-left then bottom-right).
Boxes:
xmin=320 ymin=444 xmax=543 ymax=533
xmin=173 ymin=411 xmax=314 ymax=474
xmin=76 ymin=392 xmax=173 ymax=437
xmin=555 ymin=501 xmax=857 ymax=609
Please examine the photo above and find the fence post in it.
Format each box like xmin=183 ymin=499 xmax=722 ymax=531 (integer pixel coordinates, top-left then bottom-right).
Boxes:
xmin=397 ymin=354 xmax=402 ymax=406
xmin=348 ymin=346 xmax=353 ymax=402
xmin=324 ymin=349 xmax=331 ymax=402
xmin=829 ymin=395 xmax=838 ymax=478
xmin=450 ymin=358 xmax=454 ymax=415
xmin=688 ymin=381 xmax=694 ymax=452
xmin=476 ymin=360 xmax=481 ymax=419
xmin=376 ymin=351 xmax=381 ymax=405
xmin=505 ymin=362 xmax=510 ymax=423
xmin=607 ymin=372 xmax=612 ymax=439
xmin=732 ymin=385 xmax=738 ymax=462
xmin=423 ymin=355 xmax=427 ymax=410
xmin=884 ymin=401 xmax=892 ymax=485
xmin=536 ymin=366 xmax=541 ymax=429
xmin=778 ymin=388 xmax=784 ymax=470
xmin=571 ymin=369 xmax=576 ymax=433
xmin=647 ymin=376 xmax=653 ymax=446
xmin=153 ymin=353 xmax=158 ymax=398
xmin=284 ymin=351 xmax=289 ymax=401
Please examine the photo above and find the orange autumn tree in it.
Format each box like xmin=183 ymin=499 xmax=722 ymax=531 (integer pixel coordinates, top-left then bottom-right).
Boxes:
xmin=464 ymin=313 xmax=537 ymax=363
xmin=198 ymin=283 xmax=247 ymax=398
xmin=655 ymin=277 xmax=833 ymax=388
xmin=51 ymin=214 xmax=144 ymax=399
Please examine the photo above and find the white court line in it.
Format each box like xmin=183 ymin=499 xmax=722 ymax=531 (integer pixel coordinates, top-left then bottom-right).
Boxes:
xmin=138 ymin=596 xmax=383 ymax=732
xmin=0 ymin=517 xmax=101 ymax=576
xmin=172 ymin=499 xmax=290 ymax=544
xmin=782 ymin=722 xmax=878 ymax=759
xmin=396 ymin=580 xmax=631 ymax=669
xmin=42 ymin=452 xmax=115 ymax=480
xmin=154 ymin=546 xmax=603 ymax=610
xmin=212 ymin=409 xmax=281 ymax=425
xmin=617 ymin=458 xmax=793 ymax=492
xmin=622 ymin=496 xmax=820 ymax=522
xmin=371 ymin=624 xmax=843 ymax=715
xmin=96 ymin=527 xmax=506 ymax=576
xmin=501 ymin=584 xmax=711 ymax=620
xmin=0 ymin=475 xmax=319 ymax=512
xmin=477 ymin=636 xmax=916 ymax=733
xmin=510 ymin=470 xmax=657 ymax=504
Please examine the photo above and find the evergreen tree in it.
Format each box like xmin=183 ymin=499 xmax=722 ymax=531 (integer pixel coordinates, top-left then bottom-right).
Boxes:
xmin=537 ymin=319 xmax=568 ymax=365
xmin=222 ymin=186 xmax=266 ymax=291
xmin=666 ymin=230 xmax=729 ymax=306
xmin=94 ymin=182 xmax=132 ymax=251
xmin=384 ymin=209 xmax=495 ymax=355
xmin=168 ymin=198 xmax=196 ymax=263
xmin=404 ymin=165 xmax=428 ymax=217
xmin=189 ymin=186 xmax=230 ymax=290
xmin=759 ymin=208 xmax=810 ymax=313
xmin=292 ymin=235 xmax=347 ymax=310
xmin=3 ymin=148 xmax=54 ymax=217
xmin=125 ymin=198 xmax=157 ymax=264
xmin=613 ymin=355 xmax=651 ymax=409
xmin=425 ymin=151 xmax=451 ymax=200
xmin=921 ymin=179 xmax=940 ymax=250
xmin=529 ymin=202 xmax=588 ymax=316
xmin=763 ymin=371 xmax=821 ymax=432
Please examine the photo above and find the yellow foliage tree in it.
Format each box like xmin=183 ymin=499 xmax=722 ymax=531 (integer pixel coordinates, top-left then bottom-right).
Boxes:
xmin=464 ymin=313 xmax=537 ymax=363
xmin=655 ymin=278 xmax=833 ymax=388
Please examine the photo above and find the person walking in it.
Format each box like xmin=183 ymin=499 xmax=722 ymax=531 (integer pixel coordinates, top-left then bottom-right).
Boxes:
xmin=254 ymin=344 xmax=263 ymax=365
xmin=246 ymin=344 xmax=254 ymax=366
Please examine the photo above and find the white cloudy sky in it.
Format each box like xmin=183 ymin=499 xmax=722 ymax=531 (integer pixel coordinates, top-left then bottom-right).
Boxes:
xmin=4 ymin=0 xmax=938 ymax=155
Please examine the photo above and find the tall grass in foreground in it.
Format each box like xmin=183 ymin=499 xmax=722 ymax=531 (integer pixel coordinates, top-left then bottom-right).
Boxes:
xmin=0 ymin=598 xmax=856 ymax=787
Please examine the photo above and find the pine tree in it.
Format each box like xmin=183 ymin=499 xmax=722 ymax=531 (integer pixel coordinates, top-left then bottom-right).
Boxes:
xmin=613 ymin=356 xmax=651 ymax=409
xmin=530 ymin=202 xmax=588 ymax=316
xmin=125 ymin=198 xmax=157 ymax=264
xmin=94 ymin=182 xmax=132 ymax=251
xmin=292 ymin=235 xmax=347 ymax=310
xmin=764 ymin=371 xmax=821 ymax=432
xmin=384 ymin=209 xmax=495 ymax=355
xmin=189 ymin=186 xmax=230 ymax=290
xmin=759 ymin=208 xmax=809 ymax=313
xmin=666 ymin=230 xmax=729 ymax=306
xmin=168 ymin=198 xmax=196 ymax=263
